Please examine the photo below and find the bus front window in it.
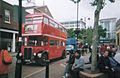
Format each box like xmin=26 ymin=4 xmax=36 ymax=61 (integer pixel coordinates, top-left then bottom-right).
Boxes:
xmin=28 ymin=36 xmax=48 ymax=46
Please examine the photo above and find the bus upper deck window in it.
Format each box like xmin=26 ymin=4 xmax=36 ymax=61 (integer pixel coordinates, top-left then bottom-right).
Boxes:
xmin=25 ymin=18 xmax=32 ymax=24
xmin=44 ymin=17 xmax=49 ymax=24
xmin=33 ymin=17 xmax=43 ymax=23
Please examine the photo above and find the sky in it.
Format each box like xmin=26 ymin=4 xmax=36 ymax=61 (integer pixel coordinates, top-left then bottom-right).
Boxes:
xmin=4 ymin=0 xmax=120 ymax=27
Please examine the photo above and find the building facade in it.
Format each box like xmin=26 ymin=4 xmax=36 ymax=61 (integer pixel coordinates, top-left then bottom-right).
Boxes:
xmin=99 ymin=18 xmax=117 ymax=44
xmin=116 ymin=19 xmax=120 ymax=46
xmin=61 ymin=20 xmax=86 ymax=30
xmin=0 ymin=1 xmax=28 ymax=52
xmin=0 ymin=1 xmax=18 ymax=52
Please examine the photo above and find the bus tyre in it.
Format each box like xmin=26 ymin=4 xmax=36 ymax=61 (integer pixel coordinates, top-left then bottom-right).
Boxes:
xmin=62 ymin=51 xmax=66 ymax=59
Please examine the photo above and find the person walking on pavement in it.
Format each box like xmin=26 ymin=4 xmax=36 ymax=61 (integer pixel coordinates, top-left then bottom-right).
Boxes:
xmin=71 ymin=50 xmax=85 ymax=78
xmin=0 ymin=48 xmax=12 ymax=78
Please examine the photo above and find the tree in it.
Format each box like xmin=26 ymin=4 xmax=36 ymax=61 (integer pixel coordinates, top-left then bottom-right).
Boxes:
xmin=91 ymin=0 xmax=115 ymax=72
xmin=67 ymin=28 xmax=83 ymax=39
xmin=67 ymin=29 xmax=76 ymax=38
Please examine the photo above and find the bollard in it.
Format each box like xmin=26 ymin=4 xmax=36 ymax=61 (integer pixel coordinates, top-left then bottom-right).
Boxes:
xmin=15 ymin=53 xmax=22 ymax=78
xmin=45 ymin=60 xmax=50 ymax=78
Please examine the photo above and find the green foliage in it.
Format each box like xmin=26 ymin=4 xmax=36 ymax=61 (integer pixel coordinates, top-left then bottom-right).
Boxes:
xmin=67 ymin=29 xmax=75 ymax=38
xmin=86 ymin=27 xmax=93 ymax=45
xmin=90 ymin=0 xmax=98 ymax=6
xmin=66 ymin=25 xmax=106 ymax=44
xmin=98 ymin=25 xmax=106 ymax=39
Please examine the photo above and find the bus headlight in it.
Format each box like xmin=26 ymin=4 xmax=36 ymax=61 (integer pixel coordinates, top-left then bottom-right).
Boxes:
xmin=38 ymin=53 xmax=42 ymax=58
xmin=19 ymin=53 xmax=22 ymax=57
xmin=34 ymin=53 xmax=36 ymax=56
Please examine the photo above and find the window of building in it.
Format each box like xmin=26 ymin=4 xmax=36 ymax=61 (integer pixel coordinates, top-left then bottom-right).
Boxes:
xmin=4 ymin=9 xmax=10 ymax=23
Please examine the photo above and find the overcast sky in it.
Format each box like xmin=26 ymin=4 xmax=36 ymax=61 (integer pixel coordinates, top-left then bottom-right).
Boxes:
xmin=4 ymin=0 xmax=120 ymax=26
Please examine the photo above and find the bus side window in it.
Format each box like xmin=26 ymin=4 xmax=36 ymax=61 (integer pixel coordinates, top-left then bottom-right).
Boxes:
xmin=44 ymin=17 xmax=49 ymax=24
xmin=54 ymin=40 xmax=59 ymax=46
xmin=61 ymin=42 xmax=65 ymax=46
xmin=50 ymin=40 xmax=54 ymax=46
xmin=50 ymin=20 xmax=55 ymax=27
xmin=41 ymin=41 xmax=44 ymax=46
xmin=54 ymin=23 xmax=59 ymax=28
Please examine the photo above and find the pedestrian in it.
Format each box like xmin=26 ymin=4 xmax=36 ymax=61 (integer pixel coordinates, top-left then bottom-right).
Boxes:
xmin=71 ymin=50 xmax=85 ymax=78
xmin=112 ymin=47 xmax=117 ymax=57
xmin=107 ymin=46 xmax=113 ymax=57
xmin=0 ymin=48 xmax=12 ymax=78
xmin=62 ymin=50 xmax=75 ymax=78
xmin=98 ymin=50 xmax=115 ymax=78
xmin=100 ymin=44 xmax=106 ymax=55
xmin=7 ymin=43 xmax=11 ymax=52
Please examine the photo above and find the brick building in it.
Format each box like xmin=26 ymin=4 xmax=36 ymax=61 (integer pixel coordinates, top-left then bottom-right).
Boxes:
xmin=0 ymin=0 xmax=28 ymax=52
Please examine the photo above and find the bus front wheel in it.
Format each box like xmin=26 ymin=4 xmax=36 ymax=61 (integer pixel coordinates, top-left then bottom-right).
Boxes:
xmin=36 ymin=53 xmax=48 ymax=66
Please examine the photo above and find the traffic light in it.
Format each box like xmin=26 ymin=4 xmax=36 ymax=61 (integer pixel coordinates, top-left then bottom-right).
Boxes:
xmin=109 ymin=0 xmax=115 ymax=2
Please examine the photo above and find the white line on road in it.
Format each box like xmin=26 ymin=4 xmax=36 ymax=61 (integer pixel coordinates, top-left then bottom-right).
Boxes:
xmin=60 ymin=63 xmax=66 ymax=68
xmin=23 ymin=67 xmax=46 ymax=78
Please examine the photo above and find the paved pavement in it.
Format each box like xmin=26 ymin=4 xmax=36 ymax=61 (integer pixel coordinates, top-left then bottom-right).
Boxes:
xmin=8 ymin=56 xmax=67 ymax=78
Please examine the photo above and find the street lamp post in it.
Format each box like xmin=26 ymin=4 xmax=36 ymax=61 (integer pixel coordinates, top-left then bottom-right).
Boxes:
xmin=81 ymin=17 xmax=90 ymax=44
xmin=15 ymin=0 xmax=22 ymax=78
xmin=76 ymin=1 xmax=79 ymax=40
xmin=70 ymin=0 xmax=81 ymax=49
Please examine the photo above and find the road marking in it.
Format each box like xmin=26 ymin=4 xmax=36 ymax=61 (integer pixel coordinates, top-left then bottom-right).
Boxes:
xmin=23 ymin=67 xmax=45 ymax=78
xmin=60 ymin=63 xmax=66 ymax=68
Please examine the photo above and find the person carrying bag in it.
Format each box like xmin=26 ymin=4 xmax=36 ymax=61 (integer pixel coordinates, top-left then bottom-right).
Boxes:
xmin=0 ymin=49 xmax=12 ymax=78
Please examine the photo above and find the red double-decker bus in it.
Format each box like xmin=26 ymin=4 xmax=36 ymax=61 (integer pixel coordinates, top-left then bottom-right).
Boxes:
xmin=21 ymin=13 xmax=67 ymax=65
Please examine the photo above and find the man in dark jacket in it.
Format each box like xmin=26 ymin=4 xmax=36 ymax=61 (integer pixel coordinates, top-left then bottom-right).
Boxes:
xmin=98 ymin=50 xmax=115 ymax=78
